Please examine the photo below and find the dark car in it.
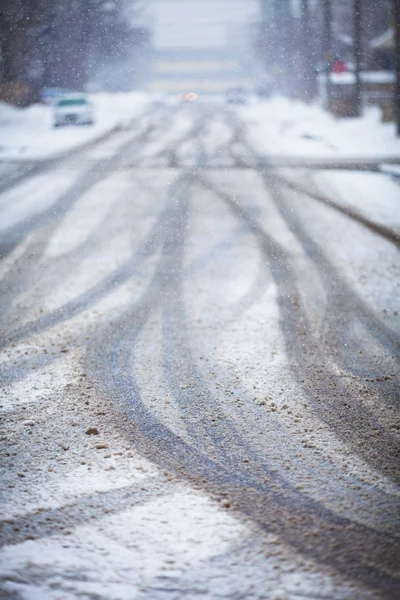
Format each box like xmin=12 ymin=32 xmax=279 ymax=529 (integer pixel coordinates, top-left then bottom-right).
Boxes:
xmin=255 ymin=85 xmax=271 ymax=99
xmin=226 ymin=87 xmax=247 ymax=105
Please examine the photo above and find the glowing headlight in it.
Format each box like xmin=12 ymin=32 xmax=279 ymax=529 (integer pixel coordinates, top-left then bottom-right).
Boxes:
xmin=185 ymin=92 xmax=198 ymax=101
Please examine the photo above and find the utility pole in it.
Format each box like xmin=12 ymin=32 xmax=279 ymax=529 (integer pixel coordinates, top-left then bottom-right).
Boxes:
xmin=258 ymin=0 xmax=278 ymax=87
xmin=323 ymin=0 xmax=332 ymax=110
xmin=394 ymin=0 xmax=400 ymax=135
xmin=260 ymin=0 xmax=268 ymax=22
xmin=354 ymin=0 xmax=362 ymax=117
xmin=260 ymin=0 xmax=269 ymax=52
xmin=258 ymin=0 xmax=269 ymax=77
xmin=275 ymin=0 xmax=293 ymax=96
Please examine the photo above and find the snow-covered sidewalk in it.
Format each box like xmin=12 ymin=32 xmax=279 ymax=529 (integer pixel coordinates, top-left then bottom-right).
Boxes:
xmin=0 ymin=92 xmax=152 ymax=161
xmin=240 ymin=97 xmax=400 ymax=161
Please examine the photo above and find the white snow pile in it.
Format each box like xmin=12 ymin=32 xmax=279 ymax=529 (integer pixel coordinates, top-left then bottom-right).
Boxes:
xmin=0 ymin=92 xmax=152 ymax=160
xmin=240 ymin=97 xmax=400 ymax=160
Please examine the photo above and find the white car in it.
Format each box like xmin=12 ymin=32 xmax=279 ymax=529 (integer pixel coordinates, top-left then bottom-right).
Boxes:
xmin=54 ymin=95 xmax=94 ymax=127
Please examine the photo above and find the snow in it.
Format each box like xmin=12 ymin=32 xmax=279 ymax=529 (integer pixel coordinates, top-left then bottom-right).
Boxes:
xmin=380 ymin=163 xmax=400 ymax=176
xmin=370 ymin=28 xmax=394 ymax=50
xmin=329 ymin=71 xmax=395 ymax=84
xmin=0 ymin=92 xmax=152 ymax=160
xmin=0 ymin=95 xmax=398 ymax=600
xmin=0 ymin=170 xmax=77 ymax=233
xmin=3 ymin=93 xmax=400 ymax=165
xmin=0 ymin=486 xmax=360 ymax=600
xmin=241 ymin=98 xmax=400 ymax=160
xmin=238 ymin=96 xmax=400 ymax=245
xmin=313 ymin=170 xmax=400 ymax=233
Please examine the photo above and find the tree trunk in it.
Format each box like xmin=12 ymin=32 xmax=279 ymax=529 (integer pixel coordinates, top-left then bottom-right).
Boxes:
xmin=394 ymin=0 xmax=400 ymax=135
xmin=323 ymin=0 xmax=332 ymax=110
xmin=1 ymin=24 xmax=14 ymax=82
xmin=1 ymin=22 xmax=27 ymax=82
xmin=354 ymin=0 xmax=363 ymax=117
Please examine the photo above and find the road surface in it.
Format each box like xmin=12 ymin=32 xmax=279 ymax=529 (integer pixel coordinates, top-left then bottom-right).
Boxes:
xmin=0 ymin=101 xmax=399 ymax=600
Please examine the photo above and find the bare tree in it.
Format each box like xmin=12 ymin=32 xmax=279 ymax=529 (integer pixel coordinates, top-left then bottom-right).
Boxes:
xmin=0 ymin=0 xmax=143 ymax=95
xmin=0 ymin=1 xmax=42 ymax=83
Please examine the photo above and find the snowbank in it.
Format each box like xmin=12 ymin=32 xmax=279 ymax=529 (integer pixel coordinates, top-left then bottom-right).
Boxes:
xmin=240 ymin=97 xmax=400 ymax=160
xmin=329 ymin=71 xmax=395 ymax=84
xmin=0 ymin=92 xmax=152 ymax=160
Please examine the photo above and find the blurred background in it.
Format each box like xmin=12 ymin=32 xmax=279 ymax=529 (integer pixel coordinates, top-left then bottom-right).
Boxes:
xmin=0 ymin=1 xmax=397 ymax=123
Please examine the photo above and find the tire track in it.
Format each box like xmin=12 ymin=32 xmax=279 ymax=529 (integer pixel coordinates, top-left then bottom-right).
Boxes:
xmin=272 ymin=173 xmax=400 ymax=249
xmin=0 ymin=108 xmax=181 ymax=333
xmin=0 ymin=178 xmax=169 ymax=353
xmin=2 ymin=105 xmax=400 ymax=598
xmin=0 ymin=106 xmax=176 ymax=261
xmin=263 ymin=173 xmax=400 ymax=387
xmin=202 ymin=173 xmax=399 ymax=481
xmin=87 ymin=170 xmax=400 ymax=598
xmin=0 ymin=107 xmax=156 ymax=197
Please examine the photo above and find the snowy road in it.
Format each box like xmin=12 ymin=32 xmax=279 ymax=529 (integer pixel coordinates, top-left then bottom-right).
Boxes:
xmin=0 ymin=101 xmax=399 ymax=600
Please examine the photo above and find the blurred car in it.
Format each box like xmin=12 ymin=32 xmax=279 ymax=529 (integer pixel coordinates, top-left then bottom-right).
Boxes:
xmin=226 ymin=87 xmax=247 ymax=105
xmin=255 ymin=85 xmax=271 ymax=99
xmin=54 ymin=95 xmax=94 ymax=127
